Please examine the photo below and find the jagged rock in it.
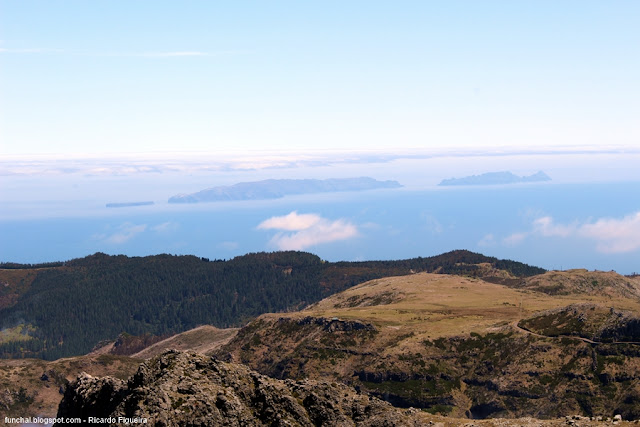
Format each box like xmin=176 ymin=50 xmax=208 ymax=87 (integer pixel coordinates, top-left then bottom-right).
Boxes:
xmin=56 ymin=350 xmax=426 ymax=426
xmin=294 ymin=316 xmax=377 ymax=332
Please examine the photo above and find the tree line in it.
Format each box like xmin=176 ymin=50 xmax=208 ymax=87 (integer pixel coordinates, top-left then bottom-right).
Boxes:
xmin=0 ymin=250 xmax=544 ymax=360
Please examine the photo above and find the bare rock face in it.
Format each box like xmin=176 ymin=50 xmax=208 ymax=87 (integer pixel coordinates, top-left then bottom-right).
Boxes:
xmin=56 ymin=350 xmax=425 ymax=426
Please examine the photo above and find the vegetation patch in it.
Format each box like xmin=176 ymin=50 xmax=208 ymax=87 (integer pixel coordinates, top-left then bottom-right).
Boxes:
xmin=424 ymin=404 xmax=453 ymax=415
xmin=0 ymin=324 xmax=36 ymax=344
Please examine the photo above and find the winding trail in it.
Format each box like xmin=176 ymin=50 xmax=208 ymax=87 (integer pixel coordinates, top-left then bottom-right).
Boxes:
xmin=511 ymin=321 xmax=640 ymax=346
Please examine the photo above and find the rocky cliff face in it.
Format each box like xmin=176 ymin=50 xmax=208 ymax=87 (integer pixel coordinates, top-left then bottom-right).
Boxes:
xmin=56 ymin=350 xmax=427 ymax=426
xmin=216 ymin=314 xmax=640 ymax=420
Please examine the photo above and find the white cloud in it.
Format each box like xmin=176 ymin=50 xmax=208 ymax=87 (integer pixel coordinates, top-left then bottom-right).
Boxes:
xmin=478 ymin=233 xmax=496 ymax=247
xmin=578 ymin=212 xmax=640 ymax=253
xmin=532 ymin=216 xmax=577 ymax=237
xmin=257 ymin=211 xmax=323 ymax=231
xmin=421 ymin=213 xmax=443 ymax=234
xmin=106 ymin=223 xmax=147 ymax=244
xmin=152 ymin=221 xmax=179 ymax=233
xmin=503 ymin=211 xmax=640 ymax=254
xmin=258 ymin=212 xmax=358 ymax=250
xmin=502 ymin=232 xmax=529 ymax=246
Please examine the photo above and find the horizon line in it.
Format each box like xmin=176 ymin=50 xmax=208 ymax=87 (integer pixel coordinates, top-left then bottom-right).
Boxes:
xmin=2 ymin=144 xmax=639 ymax=162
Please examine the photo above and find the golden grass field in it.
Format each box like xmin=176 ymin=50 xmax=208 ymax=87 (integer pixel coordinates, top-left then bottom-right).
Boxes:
xmin=281 ymin=272 xmax=640 ymax=341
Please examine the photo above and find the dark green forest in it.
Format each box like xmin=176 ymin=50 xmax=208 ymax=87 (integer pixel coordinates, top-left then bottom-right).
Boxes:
xmin=0 ymin=250 xmax=544 ymax=360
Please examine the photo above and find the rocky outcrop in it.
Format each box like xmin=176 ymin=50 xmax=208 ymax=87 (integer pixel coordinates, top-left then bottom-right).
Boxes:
xmin=56 ymin=350 xmax=426 ymax=426
xmin=294 ymin=316 xmax=377 ymax=332
xmin=518 ymin=304 xmax=640 ymax=343
xmin=219 ymin=313 xmax=640 ymax=420
xmin=517 ymin=270 xmax=640 ymax=299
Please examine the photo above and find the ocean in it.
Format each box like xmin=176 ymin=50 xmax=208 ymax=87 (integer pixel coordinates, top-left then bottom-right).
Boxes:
xmin=1 ymin=153 xmax=639 ymax=274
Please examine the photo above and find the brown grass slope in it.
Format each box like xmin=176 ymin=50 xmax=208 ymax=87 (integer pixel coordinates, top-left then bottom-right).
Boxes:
xmin=0 ymin=325 xmax=239 ymax=419
xmin=517 ymin=269 xmax=640 ymax=298
xmin=0 ymin=353 xmax=141 ymax=419
xmin=132 ymin=325 xmax=239 ymax=359
xmin=0 ymin=267 xmax=54 ymax=310
xmin=519 ymin=303 xmax=640 ymax=343
xmin=216 ymin=272 xmax=640 ymax=420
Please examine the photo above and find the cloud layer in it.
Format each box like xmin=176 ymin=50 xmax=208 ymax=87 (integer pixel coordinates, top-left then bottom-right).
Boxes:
xmin=95 ymin=221 xmax=179 ymax=245
xmin=258 ymin=211 xmax=358 ymax=250
xmin=503 ymin=211 xmax=640 ymax=254
xmin=106 ymin=223 xmax=147 ymax=244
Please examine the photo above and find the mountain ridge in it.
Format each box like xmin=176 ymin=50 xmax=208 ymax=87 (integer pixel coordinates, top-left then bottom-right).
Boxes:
xmin=0 ymin=250 xmax=543 ymax=360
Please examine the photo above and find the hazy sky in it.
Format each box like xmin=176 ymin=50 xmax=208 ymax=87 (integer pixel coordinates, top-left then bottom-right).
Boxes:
xmin=1 ymin=1 xmax=639 ymax=155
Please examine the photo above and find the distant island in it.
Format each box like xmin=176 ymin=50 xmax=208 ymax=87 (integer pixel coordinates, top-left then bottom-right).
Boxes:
xmin=168 ymin=177 xmax=402 ymax=203
xmin=106 ymin=201 xmax=154 ymax=208
xmin=439 ymin=171 xmax=551 ymax=186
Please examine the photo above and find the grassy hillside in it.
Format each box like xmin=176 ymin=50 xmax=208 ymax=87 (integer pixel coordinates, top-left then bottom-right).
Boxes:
xmin=517 ymin=269 xmax=640 ymax=298
xmin=4 ymin=264 xmax=639 ymax=421
xmin=0 ymin=250 xmax=543 ymax=360
xmin=217 ymin=272 xmax=640 ymax=420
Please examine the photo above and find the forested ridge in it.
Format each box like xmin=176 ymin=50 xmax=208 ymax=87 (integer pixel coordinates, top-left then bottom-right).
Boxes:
xmin=0 ymin=250 xmax=544 ymax=360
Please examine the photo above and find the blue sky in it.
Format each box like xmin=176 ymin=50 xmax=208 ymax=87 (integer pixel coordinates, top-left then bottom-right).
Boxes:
xmin=1 ymin=1 xmax=638 ymax=155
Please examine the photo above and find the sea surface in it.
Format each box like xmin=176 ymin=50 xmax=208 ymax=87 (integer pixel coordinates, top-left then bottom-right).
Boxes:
xmin=1 ymin=153 xmax=639 ymax=274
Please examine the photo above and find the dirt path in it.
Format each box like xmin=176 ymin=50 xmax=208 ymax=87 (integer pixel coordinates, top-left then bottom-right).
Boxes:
xmin=512 ymin=321 xmax=640 ymax=345
xmin=132 ymin=325 xmax=239 ymax=358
